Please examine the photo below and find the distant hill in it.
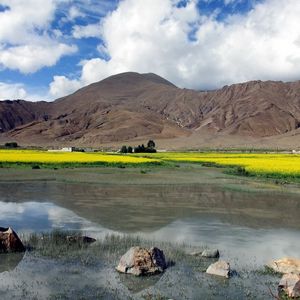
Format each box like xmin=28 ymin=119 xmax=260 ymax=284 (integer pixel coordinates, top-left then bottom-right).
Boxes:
xmin=0 ymin=72 xmax=300 ymax=149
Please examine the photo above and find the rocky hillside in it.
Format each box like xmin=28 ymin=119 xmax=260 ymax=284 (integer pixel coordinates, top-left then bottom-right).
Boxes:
xmin=0 ymin=72 xmax=299 ymax=148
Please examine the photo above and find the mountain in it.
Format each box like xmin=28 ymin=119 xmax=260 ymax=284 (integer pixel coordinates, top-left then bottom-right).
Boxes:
xmin=0 ymin=72 xmax=300 ymax=149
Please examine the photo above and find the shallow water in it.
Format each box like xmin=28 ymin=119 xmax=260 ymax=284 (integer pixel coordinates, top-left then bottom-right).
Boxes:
xmin=0 ymin=166 xmax=299 ymax=299
xmin=0 ymin=167 xmax=299 ymax=267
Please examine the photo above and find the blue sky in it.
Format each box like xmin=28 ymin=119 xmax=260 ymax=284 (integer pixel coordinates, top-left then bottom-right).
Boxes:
xmin=0 ymin=0 xmax=299 ymax=101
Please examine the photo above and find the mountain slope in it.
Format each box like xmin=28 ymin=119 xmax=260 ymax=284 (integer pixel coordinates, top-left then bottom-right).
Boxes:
xmin=0 ymin=72 xmax=300 ymax=149
xmin=0 ymin=100 xmax=51 ymax=133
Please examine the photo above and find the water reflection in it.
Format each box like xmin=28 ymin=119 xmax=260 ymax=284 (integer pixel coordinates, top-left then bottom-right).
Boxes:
xmin=0 ymin=200 xmax=299 ymax=267
xmin=0 ymin=178 xmax=300 ymax=268
xmin=0 ymin=252 xmax=24 ymax=273
xmin=0 ymin=201 xmax=114 ymax=236
xmin=118 ymin=273 xmax=162 ymax=293
xmin=1 ymin=181 xmax=300 ymax=232
xmin=143 ymin=218 xmax=300 ymax=267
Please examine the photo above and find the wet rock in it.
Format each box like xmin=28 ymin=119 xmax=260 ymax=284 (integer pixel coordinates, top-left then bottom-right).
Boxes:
xmin=268 ymin=257 xmax=300 ymax=274
xmin=206 ymin=260 xmax=230 ymax=278
xmin=0 ymin=227 xmax=25 ymax=253
xmin=278 ymin=273 xmax=300 ymax=298
xmin=201 ymin=249 xmax=220 ymax=258
xmin=189 ymin=248 xmax=220 ymax=258
xmin=66 ymin=235 xmax=96 ymax=244
xmin=116 ymin=246 xmax=167 ymax=276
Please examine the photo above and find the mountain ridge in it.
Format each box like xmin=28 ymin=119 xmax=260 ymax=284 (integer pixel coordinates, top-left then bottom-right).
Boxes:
xmin=0 ymin=72 xmax=300 ymax=149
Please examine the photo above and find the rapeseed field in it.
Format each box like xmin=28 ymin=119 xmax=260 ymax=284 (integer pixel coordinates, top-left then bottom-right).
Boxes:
xmin=150 ymin=152 xmax=300 ymax=178
xmin=0 ymin=149 xmax=299 ymax=178
xmin=0 ymin=150 xmax=157 ymax=165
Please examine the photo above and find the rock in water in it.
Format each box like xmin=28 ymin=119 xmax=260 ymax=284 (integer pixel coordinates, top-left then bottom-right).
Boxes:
xmin=278 ymin=273 xmax=300 ymax=298
xmin=268 ymin=257 xmax=300 ymax=274
xmin=201 ymin=249 xmax=220 ymax=258
xmin=206 ymin=260 xmax=230 ymax=278
xmin=0 ymin=227 xmax=25 ymax=253
xmin=116 ymin=246 xmax=167 ymax=276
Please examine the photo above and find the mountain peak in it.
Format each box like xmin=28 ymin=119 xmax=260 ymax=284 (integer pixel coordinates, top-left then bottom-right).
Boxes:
xmin=98 ymin=72 xmax=176 ymax=88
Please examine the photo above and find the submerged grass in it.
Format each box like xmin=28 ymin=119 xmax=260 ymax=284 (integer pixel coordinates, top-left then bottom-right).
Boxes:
xmin=25 ymin=231 xmax=202 ymax=268
xmin=10 ymin=231 xmax=284 ymax=300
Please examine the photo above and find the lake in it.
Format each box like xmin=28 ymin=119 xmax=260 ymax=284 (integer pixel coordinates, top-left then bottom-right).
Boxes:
xmin=0 ymin=166 xmax=299 ymax=299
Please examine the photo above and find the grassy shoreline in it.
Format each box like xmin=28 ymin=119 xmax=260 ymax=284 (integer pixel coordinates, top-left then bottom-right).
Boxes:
xmin=1 ymin=160 xmax=300 ymax=183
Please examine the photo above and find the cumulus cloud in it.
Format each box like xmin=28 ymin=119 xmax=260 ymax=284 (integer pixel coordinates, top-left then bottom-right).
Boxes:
xmin=0 ymin=81 xmax=49 ymax=101
xmin=0 ymin=0 xmax=77 ymax=73
xmin=50 ymin=0 xmax=300 ymax=98
xmin=0 ymin=44 xmax=77 ymax=74
xmin=49 ymin=75 xmax=83 ymax=98
xmin=0 ymin=82 xmax=27 ymax=100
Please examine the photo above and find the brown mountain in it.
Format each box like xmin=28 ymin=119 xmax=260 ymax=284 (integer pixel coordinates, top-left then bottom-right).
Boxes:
xmin=0 ymin=72 xmax=300 ymax=149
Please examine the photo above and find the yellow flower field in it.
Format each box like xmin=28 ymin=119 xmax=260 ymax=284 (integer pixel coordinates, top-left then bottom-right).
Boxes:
xmin=0 ymin=149 xmax=299 ymax=178
xmin=0 ymin=150 xmax=157 ymax=165
xmin=148 ymin=152 xmax=300 ymax=177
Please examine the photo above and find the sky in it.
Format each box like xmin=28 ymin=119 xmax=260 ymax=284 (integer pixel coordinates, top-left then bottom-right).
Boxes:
xmin=0 ymin=0 xmax=300 ymax=101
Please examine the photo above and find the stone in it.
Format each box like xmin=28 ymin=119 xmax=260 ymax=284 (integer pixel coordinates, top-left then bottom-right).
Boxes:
xmin=201 ymin=249 xmax=220 ymax=258
xmin=189 ymin=250 xmax=202 ymax=256
xmin=278 ymin=273 xmax=300 ymax=298
xmin=268 ymin=257 xmax=300 ymax=274
xmin=206 ymin=260 xmax=230 ymax=278
xmin=0 ymin=227 xmax=25 ymax=253
xmin=66 ymin=235 xmax=96 ymax=244
xmin=116 ymin=246 xmax=167 ymax=276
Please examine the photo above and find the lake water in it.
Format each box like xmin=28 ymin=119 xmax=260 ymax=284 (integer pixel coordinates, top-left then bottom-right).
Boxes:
xmin=1 ymin=166 xmax=299 ymax=269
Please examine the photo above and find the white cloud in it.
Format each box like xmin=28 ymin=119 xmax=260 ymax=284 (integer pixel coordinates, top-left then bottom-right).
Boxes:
xmin=0 ymin=0 xmax=77 ymax=73
xmin=68 ymin=6 xmax=85 ymax=20
xmin=0 ymin=82 xmax=50 ymax=101
xmin=72 ymin=23 xmax=102 ymax=39
xmin=0 ymin=44 xmax=77 ymax=74
xmin=48 ymin=0 xmax=300 ymax=98
xmin=0 ymin=82 xmax=27 ymax=100
xmin=49 ymin=75 xmax=82 ymax=98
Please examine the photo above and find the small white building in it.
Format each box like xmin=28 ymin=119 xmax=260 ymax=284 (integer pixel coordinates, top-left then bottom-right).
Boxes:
xmin=48 ymin=147 xmax=75 ymax=152
xmin=61 ymin=147 xmax=75 ymax=152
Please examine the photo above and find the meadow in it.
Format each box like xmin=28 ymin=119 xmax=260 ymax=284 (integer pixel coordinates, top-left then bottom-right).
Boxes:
xmin=0 ymin=149 xmax=300 ymax=180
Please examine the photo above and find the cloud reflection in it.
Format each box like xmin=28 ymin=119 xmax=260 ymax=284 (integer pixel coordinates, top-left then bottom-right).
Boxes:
xmin=142 ymin=218 xmax=300 ymax=268
xmin=0 ymin=201 xmax=299 ymax=268
xmin=0 ymin=201 xmax=112 ymax=237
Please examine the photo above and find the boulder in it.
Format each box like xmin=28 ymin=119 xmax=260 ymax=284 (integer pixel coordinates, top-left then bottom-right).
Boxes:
xmin=201 ymin=249 xmax=220 ymax=258
xmin=278 ymin=273 xmax=300 ymax=298
xmin=0 ymin=227 xmax=25 ymax=253
xmin=116 ymin=246 xmax=167 ymax=276
xmin=206 ymin=260 xmax=230 ymax=278
xmin=66 ymin=235 xmax=96 ymax=244
xmin=268 ymin=257 xmax=300 ymax=274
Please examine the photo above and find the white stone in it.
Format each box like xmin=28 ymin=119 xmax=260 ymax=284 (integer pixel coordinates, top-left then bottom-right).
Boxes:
xmin=206 ymin=260 xmax=230 ymax=278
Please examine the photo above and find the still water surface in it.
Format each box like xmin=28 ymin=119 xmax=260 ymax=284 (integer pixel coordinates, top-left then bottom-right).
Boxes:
xmin=0 ymin=168 xmax=299 ymax=268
